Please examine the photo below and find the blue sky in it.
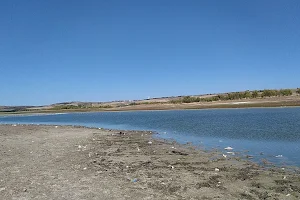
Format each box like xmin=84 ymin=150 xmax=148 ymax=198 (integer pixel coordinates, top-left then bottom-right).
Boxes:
xmin=1 ymin=0 xmax=299 ymax=105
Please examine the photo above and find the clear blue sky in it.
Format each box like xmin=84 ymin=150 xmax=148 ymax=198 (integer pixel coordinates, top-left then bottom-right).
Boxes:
xmin=1 ymin=0 xmax=299 ymax=106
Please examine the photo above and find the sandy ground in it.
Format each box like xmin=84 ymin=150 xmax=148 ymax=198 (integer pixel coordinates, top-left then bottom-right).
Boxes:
xmin=0 ymin=125 xmax=300 ymax=200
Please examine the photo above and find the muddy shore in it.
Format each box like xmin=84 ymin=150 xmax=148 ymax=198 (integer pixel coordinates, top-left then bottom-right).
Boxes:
xmin=0 ymin=125 xmax=300 ymax=199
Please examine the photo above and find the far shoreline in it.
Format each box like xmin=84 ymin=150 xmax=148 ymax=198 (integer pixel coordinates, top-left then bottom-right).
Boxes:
xmin=1 ymin=103 xmax=300 ymax=116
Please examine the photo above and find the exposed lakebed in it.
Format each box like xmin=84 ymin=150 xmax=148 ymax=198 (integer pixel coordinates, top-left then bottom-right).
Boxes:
xmin=1 ymin=107 xmax=300 ymax=166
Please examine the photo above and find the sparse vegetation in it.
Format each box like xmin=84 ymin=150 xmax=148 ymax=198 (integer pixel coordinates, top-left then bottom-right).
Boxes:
xmin=261 ymin=89 xmax=293 ymax=97
xmin=252 ymin=90 xmax=259 ymax=98
xmin=97 ymin=105 xmax=113 ymax=109
xmin=51 ymin=104 xmax=112 ymax=110
xmin=169 ymin=89 xmax=295 ymax=104
xmin=279 ymin=89 xmax=293 ymax=96
xmin=182 ymin=96 xmax=200 ymax=103
xmin=1 ymin=88 xmax=298 ymax=114
xmin=51 ymin=105 xmax=82 ymax=110
xmin=169 ymin=99 xmax=182 ymax=104
xmin=261 ymin=89 xmax=279 ymax=97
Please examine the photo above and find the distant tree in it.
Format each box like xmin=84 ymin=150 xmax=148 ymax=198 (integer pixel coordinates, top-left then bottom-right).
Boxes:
xmin=204 ymin=97 xmax=214 ymax=102
xmin=252 ymin=90 xmax=259 ymax=98
xmin=212 ymin=96 xmax=220 ymax=101
xmin=182 ymin=96 xmax=193 ymax=103
xmin=296 ymin=88 xmax=300 ymax=94
xmin=181 ymin=96 xmax=201 ymax=103
xmin=228 ymin=92 xmax=241 ymax=100
xmin=243 ymin=91 xmax=251 ymax=99
xmin=261 ymin=89 xmax=279 ymax=97
xmin=217 ymin=94 xmax=229 ymax=101
xmin=279 ymin=89 xmax=292 ymax=96
xmin=170 ymin=99 xmax=182 ymax=104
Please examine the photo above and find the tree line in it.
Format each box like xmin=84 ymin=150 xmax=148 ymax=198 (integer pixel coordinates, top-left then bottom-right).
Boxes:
xmin=170 ymin=89 xmax=297 ymax=104
xmin=51 ymin=104 xmax=112 ymax=110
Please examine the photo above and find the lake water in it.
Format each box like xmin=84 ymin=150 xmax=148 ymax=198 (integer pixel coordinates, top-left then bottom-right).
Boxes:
xmin=1 ymin=107 xmax=300 ymax=166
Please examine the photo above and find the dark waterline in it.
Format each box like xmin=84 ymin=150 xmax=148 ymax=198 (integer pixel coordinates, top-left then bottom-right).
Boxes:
xmin=1 ymin=107 xmax=300 ymax=166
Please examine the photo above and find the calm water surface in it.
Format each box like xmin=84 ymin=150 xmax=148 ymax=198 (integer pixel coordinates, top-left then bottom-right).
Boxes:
xmin=1 ymin=108 xmax=300 ymax=166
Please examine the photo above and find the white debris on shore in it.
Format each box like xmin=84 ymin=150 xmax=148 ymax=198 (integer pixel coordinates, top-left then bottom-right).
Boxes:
xmin=227 ymin=152 xmax=235 ymax=155
xmin=224 ymin=146 xmax=233 ymax=150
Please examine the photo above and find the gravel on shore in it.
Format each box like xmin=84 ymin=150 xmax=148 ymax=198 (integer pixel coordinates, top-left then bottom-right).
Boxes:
xmin=0 ymin=124 xmax=299 ymax=199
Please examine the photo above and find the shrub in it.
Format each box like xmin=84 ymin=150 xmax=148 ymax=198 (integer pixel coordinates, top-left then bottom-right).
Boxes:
xmin=170 ymin=99 xmax=182 ymax=104
xmin=279 ymin=89 xmax=292 ymax=96
xmin=182 ymin=96 xmax=192 ymax=103
xmin=182 ymin=96 xmax=200 ymax=103
xmin=52 ymin=105 xmax=80 ymax=110
xmin=217 ymin=94 xmax=229 ymax=101
xmin=228 ymin=92 xmax=241 ymax=100
xmin=98 ymin=105 xmax=113 ymax=108
xmin=252 ymin=90 xmax=259 ymax=98
xmin=243 ymin=91 xmax=251 ymax=99
xmin=261 ymin=89 xmax=279 ymax=97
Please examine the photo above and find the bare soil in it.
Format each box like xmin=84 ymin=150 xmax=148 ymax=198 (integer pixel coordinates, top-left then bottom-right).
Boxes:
xmin=0 ymin=125 xmax=300 ymax=199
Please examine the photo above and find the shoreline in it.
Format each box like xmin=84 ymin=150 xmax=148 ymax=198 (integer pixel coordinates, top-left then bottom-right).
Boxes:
xmin=1 ymin=121 xmax=300 ymax=168
xmin=1 ymin=124 xmax=300 ymax=199
xmin=1 ymin=103 xmax=300 ymax=116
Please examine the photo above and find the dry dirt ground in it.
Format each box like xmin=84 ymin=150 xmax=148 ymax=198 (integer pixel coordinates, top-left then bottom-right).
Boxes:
xmin=0 ymin=125 xmax=300 ymax=200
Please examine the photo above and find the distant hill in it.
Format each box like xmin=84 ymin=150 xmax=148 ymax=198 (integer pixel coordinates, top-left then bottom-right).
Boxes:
xmin=1 ymin=88 xmax=299 ymax=113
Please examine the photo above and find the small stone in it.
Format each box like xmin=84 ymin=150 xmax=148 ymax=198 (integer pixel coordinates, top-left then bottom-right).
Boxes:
xmin=215 ymin=168 xmax=220 ymax=172
xmin=132 ymin=178 xmax=138 ymax=183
